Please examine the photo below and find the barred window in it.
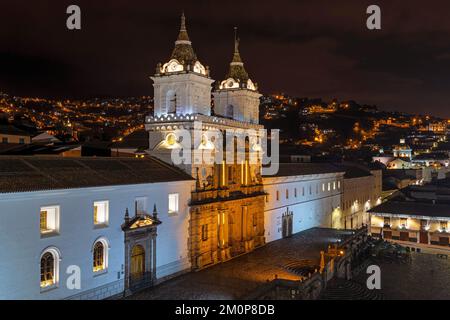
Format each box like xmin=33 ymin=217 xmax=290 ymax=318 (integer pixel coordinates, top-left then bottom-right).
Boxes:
xmin=93 ymin=242 xmax=105 ymax=272
xmin=40 ymin=252 xmax=55 ymax=288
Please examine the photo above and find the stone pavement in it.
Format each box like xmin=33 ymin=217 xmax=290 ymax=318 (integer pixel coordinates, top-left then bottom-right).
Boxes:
xmin=126 ymin=228 xmax=354 ymax=300
xmin=374 ymin=252 xmax=450 ymax=300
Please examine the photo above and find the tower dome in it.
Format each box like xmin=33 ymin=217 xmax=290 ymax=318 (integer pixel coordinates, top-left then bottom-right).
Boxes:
xmin=219 ymin=27 xmax=257 ymax=91
xmin=157 ymin=12 xmax=209 ymax=76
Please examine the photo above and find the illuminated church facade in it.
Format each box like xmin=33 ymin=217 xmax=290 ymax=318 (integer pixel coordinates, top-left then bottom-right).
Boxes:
xmin=0 ymin=14 xmax=381 ymax=300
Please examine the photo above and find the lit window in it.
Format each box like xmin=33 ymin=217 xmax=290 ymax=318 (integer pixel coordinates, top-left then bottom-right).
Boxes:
xmin=40 ymin=249 xmax=59 ymax=289
xmin=384 ymin=217 xmax=391 ymax=227
xmin=94 ymin=201 xmax=109 ymax=226
xmin=322 ymin=184 xmax=325 ymax=192
xmin=168 ymin=193 xmax=179 ymax=215
xmin=338 ymin=181 xmax=341 ymax=189
xmin=93 ymin=241 xmax=107 ymax=273
xmin=400 ymin=218 xmax=407 ymax=229
xmin=40 ymin=206 xmax=59 ymax=236
xmin=333 ymin=182 xmax=336 ymax=190
xmin=441 ymin=221 xmax=448 ymax=232
xmin=328 ymin=183 xmax=331 ymax=191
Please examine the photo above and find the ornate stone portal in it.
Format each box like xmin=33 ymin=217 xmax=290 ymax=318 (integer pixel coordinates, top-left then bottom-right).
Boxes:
xmin=121 ymin=207 xmax=161 ymax=294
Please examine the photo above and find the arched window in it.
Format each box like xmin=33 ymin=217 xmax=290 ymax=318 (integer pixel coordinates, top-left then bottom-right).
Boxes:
xmin=40 ymin=248 xmax=60 ymax=289
xmin=93 ymin=238 xmax=108 ymax=273
xmin=166 ymin=90 xmax=177 ymax=114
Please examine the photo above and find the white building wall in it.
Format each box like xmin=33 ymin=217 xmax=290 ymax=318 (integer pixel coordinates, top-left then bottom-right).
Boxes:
xmin=0 ymin=180 xmax=193 ymax=300
xmin=152 ymin=73 xmax=214 ymax=116
xmin=263 ymin=173 xmax=343 ymax=243
xmin=213 ymin=89 xmax=261 ymax=124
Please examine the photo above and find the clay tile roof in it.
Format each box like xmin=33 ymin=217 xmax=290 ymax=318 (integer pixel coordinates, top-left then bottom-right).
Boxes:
xmin=263 ymin=163 xmax=345 ymax=177
xmin=368 ymin=200 xmax=450 ymax=218
xmin=0 ymin=156 xmax=194 ymax=193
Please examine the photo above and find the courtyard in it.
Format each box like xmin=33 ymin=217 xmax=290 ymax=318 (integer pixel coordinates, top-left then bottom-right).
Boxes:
xmin=126 ymin=228 xmax=353 ymax=300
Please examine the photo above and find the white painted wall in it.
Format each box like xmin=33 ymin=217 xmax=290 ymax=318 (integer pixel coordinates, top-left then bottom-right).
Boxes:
xmin=0 ymin=180 xmax=193 ymax=300
xmin=263 ymin=173 xmax=343 ymax=243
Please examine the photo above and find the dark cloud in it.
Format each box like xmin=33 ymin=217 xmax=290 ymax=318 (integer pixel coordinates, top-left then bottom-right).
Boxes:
xmin=1 ymin=0 xmax=450 ymax=116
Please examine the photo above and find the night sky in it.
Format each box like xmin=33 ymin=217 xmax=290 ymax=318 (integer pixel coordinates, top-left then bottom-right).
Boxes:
xmin=1 ymin=0 xmax=450 ymax=117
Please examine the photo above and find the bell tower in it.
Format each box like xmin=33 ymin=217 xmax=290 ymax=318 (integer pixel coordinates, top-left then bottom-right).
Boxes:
xmin=213 ymin=28 xmax=262 ymax=124
xmin=152 ymin=13 xmax=214 ymax=117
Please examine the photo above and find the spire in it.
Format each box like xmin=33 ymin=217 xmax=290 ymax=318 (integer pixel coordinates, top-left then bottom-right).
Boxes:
xmin=171 ymin=12 xmax=197 ymax=64
xmin=176 ymin=11 xmax=190 ymax=43
xmin=232 ymin=27 xmax=243 ymax=64
xmin=226 ymin=27 xmax=249 ymax=82
xmin=124 ymin=208 xmax=130 ymax=224
xmin=152 ymin=204 xmax=158 ymax=220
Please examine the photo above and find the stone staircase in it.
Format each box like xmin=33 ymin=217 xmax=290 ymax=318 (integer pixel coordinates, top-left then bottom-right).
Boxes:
xmin=320 ymin=279 xmax=383 ymax=300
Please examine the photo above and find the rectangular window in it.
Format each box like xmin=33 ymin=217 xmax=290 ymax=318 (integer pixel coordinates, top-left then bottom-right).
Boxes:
xmin=328 ymin=182 xmax=331 ymax=191
xmin=294 ymin=188 xmax=297 ymax=198
xmin=400 ymin=218 xmax=407 ymax=229
xmin=384 ymin=217 xmax=391 ymax=228
xmin=286 ymin=189 xmax=289 ymax=199
xmin=276 ymin=191 xmax=279 ymax=201
xmin=333 ymin=182 xmax=336 ymax=190
xmin=302 ymin=187 xmax=305 ymax=196
xmin=322 ymin=184 xmax=325 ymax=192
xmin=202 ymin=224 xmax=208 ymax=241
xmin=1 ymin=137 xmax=7 ymax=143
xmin=338 ymin=181 xmax=341 ymax=189
xmin=94 ymin=201 xmax=109 ymax=226
xmin=168 ymin=193 xmax=179 ymax=215
xmin=135 ymin=197 xmax=147 ymax=215
xmin=265 ymin=195 xmax=269 ymax=203
xmin=40 ymin=206 xmax=59 ymax=236
xmin=441 ymin=221 xmax=448 ymax=232
xmin=19 ymin=138 xmax=25 ymax=144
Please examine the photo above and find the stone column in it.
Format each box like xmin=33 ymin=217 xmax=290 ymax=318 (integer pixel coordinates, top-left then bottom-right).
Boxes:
xmin=152 ymin=233 xmax=157 ymax=282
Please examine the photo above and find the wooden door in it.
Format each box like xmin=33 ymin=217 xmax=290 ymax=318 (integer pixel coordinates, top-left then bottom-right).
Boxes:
xmin=400 ymin=232 xmax=409 ymax=241
xmin=419 ymin=232 xmax=428 ymax=244
xmin=131 ymin=245 xmax=145 ymax=279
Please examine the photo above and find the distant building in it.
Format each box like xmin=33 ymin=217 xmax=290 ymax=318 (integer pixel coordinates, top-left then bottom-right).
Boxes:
xmin=392 ymin=139 xmax=412 ymax=160
xmin=340 ymin=164 xmax=382 ymax=230
xmin=0 ymin=124 xmax=31 ymax=144
xmin=369 ymin=180 xmax=450 ymax=252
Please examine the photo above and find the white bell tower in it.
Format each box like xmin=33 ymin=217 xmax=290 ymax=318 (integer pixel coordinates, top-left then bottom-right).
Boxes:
xmin=152 ymin=13 xmax=214 ymax=117
xmin=213 ymin=28 xmax=261 ymax=124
